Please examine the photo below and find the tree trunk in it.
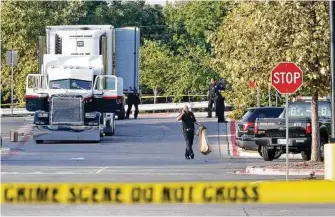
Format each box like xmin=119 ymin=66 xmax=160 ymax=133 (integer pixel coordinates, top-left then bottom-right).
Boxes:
xmin=153 ymin=88 xmax=158 ymax=104
xmin=310 ymin=91 xmax=321 ymax=162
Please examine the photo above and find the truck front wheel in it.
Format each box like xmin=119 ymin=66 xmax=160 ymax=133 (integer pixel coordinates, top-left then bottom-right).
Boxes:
xmin=261 ymin=146 xmax=275 ymax=161
xmin=105 ymin=115 xmax=115 ymax=136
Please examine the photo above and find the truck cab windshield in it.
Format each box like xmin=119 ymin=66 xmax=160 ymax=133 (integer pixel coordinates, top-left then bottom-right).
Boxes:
xmin=286 ymin=102 xmax=331 ymax=118
xmin=49 ymin=79 xmax=92 ymax=90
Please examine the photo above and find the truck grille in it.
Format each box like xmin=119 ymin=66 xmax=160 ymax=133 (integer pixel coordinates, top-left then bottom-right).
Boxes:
xmin=51 ymin=97 xmax=83 ymax=125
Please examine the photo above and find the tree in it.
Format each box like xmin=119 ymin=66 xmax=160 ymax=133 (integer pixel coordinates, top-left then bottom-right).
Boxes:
xmin=163 ymin=1 xmax=233 ymax=54
xmin=139 ymin=40 xmax=174 ymax=103
xmin=149 ymin=1 xmax=232 ymax=98
xmin=1 ymin=1 xmax=84 ymax=105
xmin=211 ymin=1 xmax=330 ymax=161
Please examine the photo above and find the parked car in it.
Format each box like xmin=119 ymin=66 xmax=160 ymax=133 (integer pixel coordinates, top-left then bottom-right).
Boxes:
xmin=254 ymin=100 xmax=331 ymax=161
xmin=236 ymin=107 xmax=284 ymax=151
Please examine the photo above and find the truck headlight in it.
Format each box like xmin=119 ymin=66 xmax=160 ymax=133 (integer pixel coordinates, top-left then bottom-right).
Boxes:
xmin=88 ymin=122 xmax=99 ymax=126
xmin=38 ymin=113 xmax=48 ymax=118
xmin=85 ymin=113 xmax=97 ymax=118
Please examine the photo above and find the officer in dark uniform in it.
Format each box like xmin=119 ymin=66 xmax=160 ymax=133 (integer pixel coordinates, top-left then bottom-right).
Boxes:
xmin=126 ymin=87 xmax=140 ymax=119
xmin=207 ymin=78 xmax=217 ymax=118
xmin=177 ymin=104 xmax=202 ymax=159
xmin=215 ymin=78 xmax=226 ymax=122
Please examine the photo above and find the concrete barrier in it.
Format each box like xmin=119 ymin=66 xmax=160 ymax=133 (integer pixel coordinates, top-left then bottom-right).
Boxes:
xmin=325 ymin=143 xmax=335 ymax=180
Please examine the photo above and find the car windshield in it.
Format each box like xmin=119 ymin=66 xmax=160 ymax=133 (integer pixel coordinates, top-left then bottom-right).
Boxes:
xmin=242 ymin=108 xmax=284 ymax=122
xmin=287 ymin=102 xmax=331 ymax=118
xmin=49 ymin=79 xmax=92 ymax=90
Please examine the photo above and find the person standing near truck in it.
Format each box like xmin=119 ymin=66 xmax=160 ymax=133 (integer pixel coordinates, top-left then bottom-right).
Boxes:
xmin=207 ymin=78 xmax=217 ymax=118
xmin=216 ymin=78 xmax=226 ymax=122
xmin=126 ymin=87 xmax=140 ymax=119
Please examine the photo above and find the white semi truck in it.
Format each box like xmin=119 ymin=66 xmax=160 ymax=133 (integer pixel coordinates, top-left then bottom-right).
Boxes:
xmin=24 ymin=25 xmax=140 ymax=143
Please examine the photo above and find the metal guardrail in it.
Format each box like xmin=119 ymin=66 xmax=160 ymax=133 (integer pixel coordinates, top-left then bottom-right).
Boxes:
xmin=0 ymin=101 xmax=231 ymax=116
xmin=1 ymin=95 xmax=208 ymax=108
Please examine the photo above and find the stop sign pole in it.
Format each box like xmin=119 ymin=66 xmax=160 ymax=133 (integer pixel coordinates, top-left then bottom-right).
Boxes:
xmin=271 ymin=62 xmax=303 ymax=181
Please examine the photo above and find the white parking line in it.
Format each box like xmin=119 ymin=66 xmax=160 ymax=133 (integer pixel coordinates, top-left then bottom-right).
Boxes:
xmin=69 ymin=157 xmax=85 ymax=160
xmin=95 ymin=167 xmax=108 ymax=174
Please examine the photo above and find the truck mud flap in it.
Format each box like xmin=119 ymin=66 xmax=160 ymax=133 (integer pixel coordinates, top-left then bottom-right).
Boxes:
xmin=33 ymin=125 xmax=100 ymax=142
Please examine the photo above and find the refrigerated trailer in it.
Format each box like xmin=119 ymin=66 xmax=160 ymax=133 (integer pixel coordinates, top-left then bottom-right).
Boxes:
xmin=115 ymin=27 xmax=140 ymax=93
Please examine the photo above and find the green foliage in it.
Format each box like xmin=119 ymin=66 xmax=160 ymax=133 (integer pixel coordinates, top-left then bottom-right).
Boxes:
xmin=211 ymin=1 xmax=330 ymax=120
xmin=139 ymin=40 xmax=174 ymax=95
xmin=143 ymin=0 xmax=233 ymax=99
xmin=163 ymin=1 xmax=232 ymax=54
xmin=1 ymin=0 xmax=84 ymax=104
xmin=139 ymin=40 xmax=218 ymax=101
xmin=79 ymin=1 xmax=167 ymax=43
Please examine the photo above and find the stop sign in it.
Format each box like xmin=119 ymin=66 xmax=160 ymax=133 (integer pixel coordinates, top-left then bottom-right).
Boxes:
xmin=271 ymin=62 xmax=303 ymax=94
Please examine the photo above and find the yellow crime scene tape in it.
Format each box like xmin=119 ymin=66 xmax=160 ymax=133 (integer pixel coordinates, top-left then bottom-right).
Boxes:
xmin=1 ymin=180 xmax=335 ymax=204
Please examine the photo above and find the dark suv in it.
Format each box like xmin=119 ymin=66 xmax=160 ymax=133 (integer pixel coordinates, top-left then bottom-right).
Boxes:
xmin=236 ymin=107 xmax=284 ymax=151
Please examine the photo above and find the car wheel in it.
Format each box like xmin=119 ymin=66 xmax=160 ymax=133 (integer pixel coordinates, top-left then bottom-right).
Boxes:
xmin=274 ymin=150 xmax=282 ymax=159
xmin=320 ymin=137 xmax=326 ymax=161
xmin=301 ymin=149 xmax=311 ymax=161
xmin=261 ymin=146 xmax=275 ymax=161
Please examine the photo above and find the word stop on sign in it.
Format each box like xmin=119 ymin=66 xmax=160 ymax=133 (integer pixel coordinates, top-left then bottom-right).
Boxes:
xmin=272 ymin=72 xmax=301 ymax=84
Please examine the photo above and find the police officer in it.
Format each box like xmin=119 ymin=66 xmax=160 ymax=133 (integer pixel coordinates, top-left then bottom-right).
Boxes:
xmin=177 ymin=104 xmax=202 ymax=159
xmin=215 ymin=78 xmax=226 ymax=122
xmin=126 ymin=87 xmax=140 ymax=119
xmin=207 ymin=78 xmax=217 ymax=118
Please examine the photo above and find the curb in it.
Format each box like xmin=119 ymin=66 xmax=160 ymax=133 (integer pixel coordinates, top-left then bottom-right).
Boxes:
xmin=237 ymin=166 xmax=324 ymax=176
xmin=237 ymin=148 xmax=303 ymax=160
xmin=224 ymin=120 xmax=239 ymax=157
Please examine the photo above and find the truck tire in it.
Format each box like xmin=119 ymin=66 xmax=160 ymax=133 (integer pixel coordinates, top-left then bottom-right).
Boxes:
xmin=301 ymin=149 xmax=311 ymax=161
xmin=261 ymin=146 xmax=275 ymax=161
xmin=105 ymin=115 xmax=115 ymax=136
